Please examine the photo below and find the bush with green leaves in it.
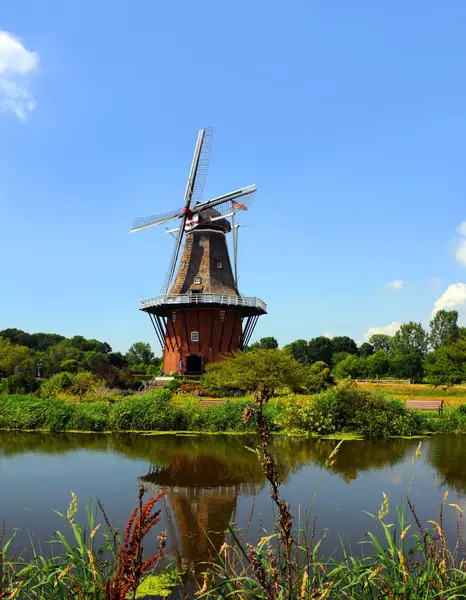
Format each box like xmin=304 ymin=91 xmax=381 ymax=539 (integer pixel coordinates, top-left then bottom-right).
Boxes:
xmin=164 ymin=378 xmax=183 ymax=392
xmin=423 ymin=406 xmax=466 ymax=433
xmin=41 ymin=371 xmax=76 ymax=396
xmin=304 ymin=361 xmax=334 ymax=394
xmin=280 ymin=382 xmax=426 ymax=437
xmin=0 ymin=372 xmax=40 ymax=394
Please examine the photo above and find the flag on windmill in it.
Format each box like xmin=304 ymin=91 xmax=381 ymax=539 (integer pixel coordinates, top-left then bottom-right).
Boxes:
xmin=232 ymin=200 xmax=248 ymax=211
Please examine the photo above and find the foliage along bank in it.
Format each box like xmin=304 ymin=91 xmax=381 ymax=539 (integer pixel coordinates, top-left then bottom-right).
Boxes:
xmin=3 ymin=383 xmax=466 ymax=437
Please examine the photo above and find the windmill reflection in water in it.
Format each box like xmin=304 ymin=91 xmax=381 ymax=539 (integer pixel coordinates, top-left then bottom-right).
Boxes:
xmin=139 ymin=451 xmax=265 ymax=578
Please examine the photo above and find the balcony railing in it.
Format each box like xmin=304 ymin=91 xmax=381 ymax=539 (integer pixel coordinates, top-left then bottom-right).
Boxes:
xmin=140 ymin=293 xmax=267 ymax=313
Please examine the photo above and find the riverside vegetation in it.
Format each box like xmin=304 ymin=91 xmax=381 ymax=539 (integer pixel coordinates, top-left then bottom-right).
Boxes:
xmin=2 ymin=394 xmax=466 ymax=598
xmin=2 ymin=345 xmax=466 ymax=436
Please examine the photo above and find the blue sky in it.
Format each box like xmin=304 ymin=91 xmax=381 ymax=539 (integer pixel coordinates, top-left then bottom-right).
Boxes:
xmin=1 ymin=1 xmax=466 ymax=354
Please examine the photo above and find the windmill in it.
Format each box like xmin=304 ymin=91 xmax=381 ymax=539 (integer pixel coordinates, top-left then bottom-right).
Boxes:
xmin=131 ymin=128 xmax=266 ymax=375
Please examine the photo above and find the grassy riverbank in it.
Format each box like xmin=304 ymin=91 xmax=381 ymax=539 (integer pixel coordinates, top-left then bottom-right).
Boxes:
xmin=2 ymin=383 xmax=466 ymax=436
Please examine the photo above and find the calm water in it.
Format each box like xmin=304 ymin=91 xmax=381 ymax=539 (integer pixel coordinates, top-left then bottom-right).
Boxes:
xmin=1 ymin=432 xmax=466 ymax=574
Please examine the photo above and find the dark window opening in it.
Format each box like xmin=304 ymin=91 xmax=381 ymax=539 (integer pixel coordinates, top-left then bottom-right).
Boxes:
xmin=186 ymin=354 xmax=203 ymax=374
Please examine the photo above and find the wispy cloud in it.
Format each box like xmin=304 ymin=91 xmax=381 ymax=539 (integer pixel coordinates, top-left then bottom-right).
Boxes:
xmin=456 ymin=240 xmax=466 ymax=267
xmin=0 ymin=30 xmax=38 ymax=121
xmin=454 ymin=222 xmax=466 ymax=267
xmin=387 ymin=279 xmax=404 ymax=290
xmin=322 ymin=332 xmax=333 ymax=339
xmin=363 ymin=321 xmax=401 ymax=342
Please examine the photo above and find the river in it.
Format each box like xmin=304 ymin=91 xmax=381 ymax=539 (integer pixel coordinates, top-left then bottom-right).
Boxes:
xmin=1 ymin=432 xmax=465 ymax=577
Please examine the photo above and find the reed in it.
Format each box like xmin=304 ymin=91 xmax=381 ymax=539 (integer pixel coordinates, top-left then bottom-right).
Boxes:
xmin=0 ymin=486 xmax=167 ymax=600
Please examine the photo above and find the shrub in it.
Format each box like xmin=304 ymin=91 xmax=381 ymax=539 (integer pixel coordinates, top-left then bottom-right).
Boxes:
xmin=41 ymin=372 xmax=76 ymax=396
xmin=304 ymin=361 xmax=334 ymax=394
xmin=164 ymin=378 xmax=183 ymax=392
xmin=423 ymin=407 xmax=466 ymax=433
xmin=0 ymin=372 xmax=40 ymax=394
xmin=280 ymin=382 xmax=426 ymax=438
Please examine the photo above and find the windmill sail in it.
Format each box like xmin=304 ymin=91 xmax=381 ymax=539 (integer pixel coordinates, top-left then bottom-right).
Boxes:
xmin=131 ymin=207 xmax=183 ymax=233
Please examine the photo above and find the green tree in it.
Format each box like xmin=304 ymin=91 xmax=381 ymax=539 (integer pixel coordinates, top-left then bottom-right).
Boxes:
xmin=390 ymin=322 xmax=428 ymax=381
xmin=392 ymin=322 xmax=428 ymax=357
xmin=0 ymin=372 xmax=39 ymax=394
xmin=424 ymin=339 xmax=466 ymax=386
xmin=247 ymin=337 xmax=279 ymax=351
xmin=368 ymin=334 xmax=392 ymax=353
xmin=126 ymin=342 xmax=154 ymax=366
xmin=202 ymin=349 xmax=304 ymax=394
xmin=359 ymin=342 xmax=374 ymax=358
xmin=331 ymin=336 xmax=358 ymax=355
xmin=366 ymin=350 xmax=389 ymax=379
xmin=0 ymin=328 xmax=34 ymax=347
xmin=72 ymin=371 xmax=95 ymax=401
xmin=429 ymin=310 xmax=460 ymax=350
xmin=331 ymin=351 xmax=351 ymax=366
xmin=109 ymin=351 xmax=129 ymax=369
xmin=304 ymin=361 xmax=334 ymax=393
xmin=333 ymin=354 xmax=363 ymax=380
xmin=283 ymin=339 xmax=309 ymax=365
xmin=308 ymin=336 xmax=333 ymax=365
xmin=0 ymin=337 xmax=30 ymax=376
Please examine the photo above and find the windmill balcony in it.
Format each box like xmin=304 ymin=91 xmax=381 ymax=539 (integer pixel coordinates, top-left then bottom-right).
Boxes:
xmin=140 ymin=292 xmax=267 ymax=316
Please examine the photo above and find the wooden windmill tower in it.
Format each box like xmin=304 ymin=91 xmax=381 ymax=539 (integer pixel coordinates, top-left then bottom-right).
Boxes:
xmin=131 ymin=128 xmax=266 ymax=375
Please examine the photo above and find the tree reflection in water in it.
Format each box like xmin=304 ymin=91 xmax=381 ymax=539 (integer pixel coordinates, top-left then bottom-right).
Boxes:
xmin=427 ymin=434 xmax=466 ymax=494
xmin=0 ymin=431 xmax=425 ymax=578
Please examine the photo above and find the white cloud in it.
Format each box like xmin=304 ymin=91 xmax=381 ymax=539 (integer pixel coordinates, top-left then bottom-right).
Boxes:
xmin=0 ymin=30 xmax=38 ymax=121
xmin=322 ymin=332 xmax=333 ymax=339
xmin=432 ymin=283 xmax=466 ymax=316
xmin=456 ymin=240 xmax=466 ymax=267
xmin=387 ymin=279 xmax=404 ymax=290
xmin=363 ymin=321 xmax=401 ymax=342
xmin=458 ymin=222 xmax=466 ymax=237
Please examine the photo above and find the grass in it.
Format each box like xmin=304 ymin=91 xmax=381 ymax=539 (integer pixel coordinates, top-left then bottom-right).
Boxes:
xmin=2 ymin=383 xmax=466 ymax=437
xmin=360 ymin=382 xmax=466 ymax=406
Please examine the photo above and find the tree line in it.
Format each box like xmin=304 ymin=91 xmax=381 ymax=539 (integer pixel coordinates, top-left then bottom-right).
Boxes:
xmin=0 ymin=328 xmax=161 ymax=390
xmin=1 ymin=308 xmax=465 ymax=392
xmin=250 ymin=310 xmax=466 ymax=385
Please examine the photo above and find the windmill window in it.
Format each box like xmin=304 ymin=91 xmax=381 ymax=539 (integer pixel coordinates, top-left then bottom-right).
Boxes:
xmin=191 ymin=331 xmax=200 ymax=343
xmin=194 ymin=276 xmax=202 ymax=284
xmin=217 ymin=261 xmax=223 ymax=269
xmin=220 ymin=311 xmax=226 ymax=322
xmin=172 ymin=312 xmax=176 ymax=323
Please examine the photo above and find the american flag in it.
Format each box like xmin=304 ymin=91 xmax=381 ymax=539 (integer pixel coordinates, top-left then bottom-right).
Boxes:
xmin=232 ymin=200 xmax=248 ymax=211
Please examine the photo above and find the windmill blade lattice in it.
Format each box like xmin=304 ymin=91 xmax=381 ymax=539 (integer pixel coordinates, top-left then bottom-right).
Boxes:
xmin=195 ymin=185 xmax=256 ymax=217
xmin=164 ymin=128 xmax=213 ymax=296
xmin=191 ymin=127 xmax=212 ymax=204
xmin=131 ymin=207 xmax=183 ymax=233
